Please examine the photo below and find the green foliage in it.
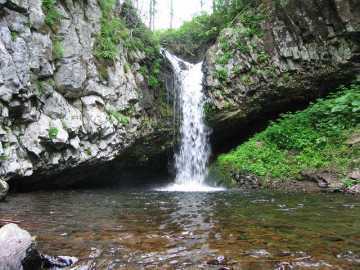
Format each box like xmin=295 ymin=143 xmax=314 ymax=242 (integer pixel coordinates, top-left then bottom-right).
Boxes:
xmin=35 ymin=80 xmax=45 ymax=96
xmin=215 ymin=67 xmax=228 ymax=82
xmin=212 ymin=83 xmax=360 ymax=184
xmin=257 ymin=51 xmax=270 ymax=63
xmin=216 ymin=51 xmax=232 ymax=65
xmin=42 ymin=0 xmax=61 ymax=27
xmin=95 ymin=13 xmax=129 ymax=60
xmin=10 ymin=31 xmax=18 ymax=41
xmin=0 ymin=155 xmax=8 ymax=161
xmin=95 ymin=1 xmax=164 ymax=90
xmin=48 ymin=127 xmax=59 ymax=140
xmin=53 ymin=38 xmax=64 ymax=60
xmin=157 ymin=13 xmax=220 ymax=59
xmin=342 ymin=178 xmax=360 ymax=188
xmin=108 ymin=110 xmax=130 ymax=125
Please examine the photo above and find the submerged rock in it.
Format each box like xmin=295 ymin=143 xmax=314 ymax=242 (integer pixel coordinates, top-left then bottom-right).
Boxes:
xmin=246 ymin=249 xmax=271 ymax=258
xmin=0 ymin=180 xmax=9 ymax=201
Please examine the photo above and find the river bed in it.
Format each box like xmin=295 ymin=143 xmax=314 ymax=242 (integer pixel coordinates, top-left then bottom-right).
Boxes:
xmin=1 ymin=188 xmax=360 ymax=269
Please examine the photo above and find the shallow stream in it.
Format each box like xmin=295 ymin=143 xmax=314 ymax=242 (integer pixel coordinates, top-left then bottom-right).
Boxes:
xmin=1 ymin=188 xmax=360 ymax=269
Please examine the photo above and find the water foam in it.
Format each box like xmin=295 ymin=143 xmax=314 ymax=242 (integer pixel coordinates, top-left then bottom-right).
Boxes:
xmin=158 ymin=51 xmax=224 ymax=192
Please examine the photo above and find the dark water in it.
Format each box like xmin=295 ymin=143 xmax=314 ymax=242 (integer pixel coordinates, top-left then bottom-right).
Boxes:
xmin=1 ymin=188 xmax=360 ymax=269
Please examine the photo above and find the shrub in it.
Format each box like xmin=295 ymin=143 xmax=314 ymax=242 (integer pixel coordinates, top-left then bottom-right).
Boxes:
xmin=212 ymin=83 xmax=360 ymax=184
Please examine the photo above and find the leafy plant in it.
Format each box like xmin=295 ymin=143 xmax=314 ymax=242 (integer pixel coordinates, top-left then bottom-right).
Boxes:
xmin=215 ymin=67 xmax=228 ymax=82
xmin=108 ymin=110 xmax=130 ymax=125
xmin=342 ymin=178 xmax=360 ymax=188
xmin=42 ymin=0 xmax=62 ymax=27
xmin=211 ymin=83 xmax=360 ymax=185
xmin=48 ymin=127 xmax=59 ymax=140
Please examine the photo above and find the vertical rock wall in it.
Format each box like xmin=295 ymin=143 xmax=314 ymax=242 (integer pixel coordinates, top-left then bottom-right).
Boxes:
xmin=0 ymin=0 xmax=173 ymax=186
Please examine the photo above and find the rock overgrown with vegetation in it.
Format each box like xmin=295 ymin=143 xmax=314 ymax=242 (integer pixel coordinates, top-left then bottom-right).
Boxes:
xmin=210 ymin=84 xmax=360 ymax=190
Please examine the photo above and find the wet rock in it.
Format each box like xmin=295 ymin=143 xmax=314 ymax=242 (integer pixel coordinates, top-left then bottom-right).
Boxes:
xmin=275 ymin=262 xmax=293 ymax=270
xmin=41 ymin=254 xmax=78 ymax=268
xmin=300 ymin=170 xmax=342 ymax=190
xmin=0 ymin=179 xmax=9 ymax=201
xmin=207 ymin=255 xmax=228 ymax=265
xmin=246 ymin=249 xmax=271 ymax=258
xmin=348 ymin=184 xmax=360 ymax=194
xmin=232 ymin=171 xmax=260 ymax=189
xmin=337 ymin=251 xmax=360 ymax=264
xmin=0 ymin=223 xmax=39 ymax=270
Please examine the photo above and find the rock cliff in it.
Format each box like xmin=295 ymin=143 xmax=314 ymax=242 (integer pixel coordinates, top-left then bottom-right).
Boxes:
xmin=203 ymin=0 xmax=360 ymax=145
xmin=0 ymin=0 xmax=174 ymax=187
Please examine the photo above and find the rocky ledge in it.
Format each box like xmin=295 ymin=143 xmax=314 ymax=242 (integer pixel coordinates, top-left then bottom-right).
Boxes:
xmin=0 ymin=0 xmax=174 ymax=188
xmin=203 ymin=0 xmax=360 ymax=146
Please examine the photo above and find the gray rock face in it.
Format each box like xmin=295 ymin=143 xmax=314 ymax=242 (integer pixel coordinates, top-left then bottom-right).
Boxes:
xmin=203 ymin=0 xmax=360 ymax=142
xmin=0 ymin=0 xmax=173 ymax=187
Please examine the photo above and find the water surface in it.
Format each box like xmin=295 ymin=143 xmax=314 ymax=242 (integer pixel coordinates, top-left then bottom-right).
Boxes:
xmin=1 ymin=189 xmax=360 ymax=269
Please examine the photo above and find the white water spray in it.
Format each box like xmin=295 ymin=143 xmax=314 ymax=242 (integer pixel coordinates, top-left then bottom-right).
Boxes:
xmin=159 ymin=51 xmax=224 ymax=192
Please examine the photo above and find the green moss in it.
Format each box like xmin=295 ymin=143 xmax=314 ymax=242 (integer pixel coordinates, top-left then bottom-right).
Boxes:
xmin=48 ymin=127 xmax=59 ymax=139
xmin=35 ymin=81 xmax=45 ymax=96
xmin=85 ymin=148 xmax=92 ymax=156
xmin=0 ymin=155 xmax=8 ymax=161
xmin=42 ymin=0 xmax=61 ymax=28
xmin=124 ymin=63 xmax=130 ymax=73
xmin=108 ymin=110 xmax=130 ymax=125
xmin=10 ymin=31 xmax=18 ymax=41
xmin=211 ymin=83 xmax=360 ymax=186
xmin=53 ymin=38 xmax=64 ymax=60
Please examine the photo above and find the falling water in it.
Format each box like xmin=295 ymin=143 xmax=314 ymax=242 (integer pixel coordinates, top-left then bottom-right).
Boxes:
xmin=160 ymin=50 xmax=223 ymax=192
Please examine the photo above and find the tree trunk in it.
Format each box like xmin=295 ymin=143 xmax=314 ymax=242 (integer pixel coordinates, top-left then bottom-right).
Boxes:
xmin=170 ymin=0 xmax=174 ymax=28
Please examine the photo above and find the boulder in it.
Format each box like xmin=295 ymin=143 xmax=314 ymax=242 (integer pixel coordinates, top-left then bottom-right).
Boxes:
xmin=300 ymin=171 xmax=342 ymax=190
xmin=0 ymin=223 xmax=39 ymax=270
xmin=348 ymin=170 xmax=360 ymax=180
xmin=0 ymin=224 xmax=78 ymax=269
xmin=0 ymin=179 xmax=9 ymax=201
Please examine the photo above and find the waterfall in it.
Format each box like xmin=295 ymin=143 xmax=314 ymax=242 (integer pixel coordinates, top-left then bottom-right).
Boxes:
xmin=160 ymin=50 xmax=223 ymax=192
